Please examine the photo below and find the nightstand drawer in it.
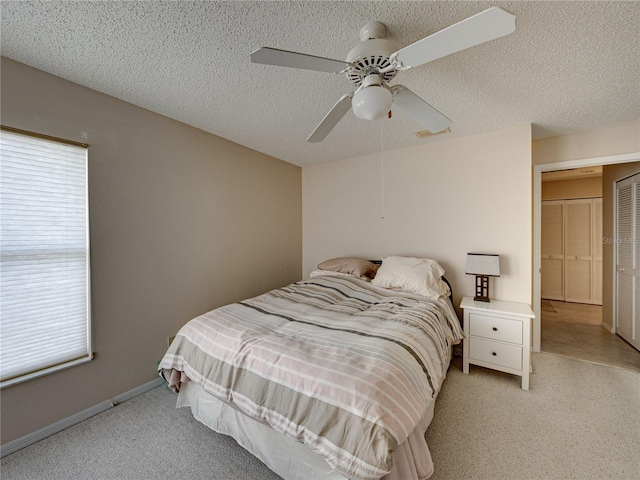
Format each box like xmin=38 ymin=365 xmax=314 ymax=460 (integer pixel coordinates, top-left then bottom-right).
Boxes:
xmin=469 ymin=337 xmax=522 ymax=370
xmin=469 ymin=312 xmax=523 ymax=344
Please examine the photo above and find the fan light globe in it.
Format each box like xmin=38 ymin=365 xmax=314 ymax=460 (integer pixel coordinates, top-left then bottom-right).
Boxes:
xmin=352 ymin=86 xmax=392 ymax=121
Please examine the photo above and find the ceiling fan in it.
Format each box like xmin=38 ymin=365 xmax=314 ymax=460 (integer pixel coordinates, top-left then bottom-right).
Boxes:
xmin=250 ymin=6 xmax=516 ymax=143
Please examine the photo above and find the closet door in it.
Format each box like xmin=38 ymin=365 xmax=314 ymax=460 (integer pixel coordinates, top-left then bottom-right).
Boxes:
xmin=635 ymin=180 xmax=640 ymax=350
xmin=541 ymin=201 xmax=565 ymax=300
xmin=616 ymin=174 xmax=640 ymax=351
xmin=565 ymin=199 xmax=593 ymax=303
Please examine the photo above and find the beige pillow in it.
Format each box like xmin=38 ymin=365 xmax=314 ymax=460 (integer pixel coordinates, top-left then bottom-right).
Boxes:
xmin=309 ymin=269 xmax=371 ymax=281
xmin=371 ymin=256 xmax=449 ymax=299
xmin=317 ymin=257 xmax=379 ymax=279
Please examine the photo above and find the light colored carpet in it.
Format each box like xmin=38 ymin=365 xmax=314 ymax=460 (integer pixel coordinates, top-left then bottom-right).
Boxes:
xmin=1 ymin=383 xmax=281 ymax=480
xmin=2 ymin=352 xmax=638 ymax=480
xmin=428 ymin=354 xmax=639 ymax=479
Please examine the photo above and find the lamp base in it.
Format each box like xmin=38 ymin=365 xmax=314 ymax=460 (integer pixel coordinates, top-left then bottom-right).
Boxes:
xmin=473 ymin=295 xmax=491 ymax=302
xmin=474 ymin=275 xmax=491 ymax=302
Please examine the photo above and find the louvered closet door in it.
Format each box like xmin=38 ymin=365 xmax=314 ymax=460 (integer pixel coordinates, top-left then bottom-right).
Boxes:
xmin=635 ymin=180 xmax=640 ymax=350
xmin=541 ymin=201 xmax=565 ymax=300
xmin=616 ymin=173 xmax=640 ymax=351
xmin=565 ymin=199 xmax=593 ymax=303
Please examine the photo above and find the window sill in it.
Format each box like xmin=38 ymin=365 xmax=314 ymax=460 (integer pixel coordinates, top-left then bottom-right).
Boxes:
xmin=1 ymin=354 xmax=94 ymax=389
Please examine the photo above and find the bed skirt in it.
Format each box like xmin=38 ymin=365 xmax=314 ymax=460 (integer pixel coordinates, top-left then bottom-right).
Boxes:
xmin=176 ymin=382 xmax=437 ymax=480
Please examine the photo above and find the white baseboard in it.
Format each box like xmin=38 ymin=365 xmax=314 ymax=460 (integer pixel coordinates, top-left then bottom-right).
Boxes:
xmin=601 ymin=321 xmax=614 ymax=333
xmin=0 ymin=377 xmax=164 ymax=458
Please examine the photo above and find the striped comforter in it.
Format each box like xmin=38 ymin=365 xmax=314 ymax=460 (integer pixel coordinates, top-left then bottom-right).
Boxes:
xmin=159 ymin=275 xmax=463 ymax=480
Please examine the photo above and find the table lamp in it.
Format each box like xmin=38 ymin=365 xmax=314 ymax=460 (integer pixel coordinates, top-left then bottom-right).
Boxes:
xmin=466 ymin=253 xmax=500 ymax=302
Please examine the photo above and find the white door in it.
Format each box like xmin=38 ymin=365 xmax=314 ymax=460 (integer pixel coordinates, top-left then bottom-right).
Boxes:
xmin=615 ymin=173 xmax=640 ymax=351
xmin=565 ymin=199 xmax=593 ymax=303
xmin=541 ymin=201 xmax=565 ymax=300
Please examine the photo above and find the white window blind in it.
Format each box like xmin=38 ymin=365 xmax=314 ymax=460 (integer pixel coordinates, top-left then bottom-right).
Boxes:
xmin=1 ymin=128 xmax=91 ymax=387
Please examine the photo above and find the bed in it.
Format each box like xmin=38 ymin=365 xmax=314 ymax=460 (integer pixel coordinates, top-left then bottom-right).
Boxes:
xmin=159 ymin=256 xmax=464 ymax=480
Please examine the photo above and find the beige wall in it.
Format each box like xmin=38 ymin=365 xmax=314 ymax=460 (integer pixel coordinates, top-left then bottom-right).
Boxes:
xmin=303 ymin=124 xmax=533 ymax=307
xmin=533 ymin=121 xmax=640 ymax=165
xmin=0 ymin=57 xmax=302 ymax=444
xmin=602 ymin=161 xmax=640 ymax=330
xmin=541 ymin=177 xmax=602 ymax=200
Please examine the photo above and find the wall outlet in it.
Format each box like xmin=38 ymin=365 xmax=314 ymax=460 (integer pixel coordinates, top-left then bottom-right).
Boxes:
xmin=167 ymin=335 xmax=175 ymax=347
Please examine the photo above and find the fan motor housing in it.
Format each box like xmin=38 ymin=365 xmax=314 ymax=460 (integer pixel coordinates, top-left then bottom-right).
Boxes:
xmin=346 ymin=38 xmax=398 ymax=87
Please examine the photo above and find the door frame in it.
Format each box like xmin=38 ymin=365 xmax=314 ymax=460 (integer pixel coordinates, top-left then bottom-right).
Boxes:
xmin=533 ymin=152 xmax=640 ymax=352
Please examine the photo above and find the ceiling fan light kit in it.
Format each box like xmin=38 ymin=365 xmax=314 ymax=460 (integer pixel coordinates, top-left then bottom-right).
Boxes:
xmin=250 ymin=7 xmax=516 ymax=142
xmin=351 ymin=75 xmax=393 ymax=121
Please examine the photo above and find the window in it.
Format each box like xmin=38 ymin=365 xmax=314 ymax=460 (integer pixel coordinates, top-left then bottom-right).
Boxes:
xmin=1 ymin=127 xmax=91 ymax=388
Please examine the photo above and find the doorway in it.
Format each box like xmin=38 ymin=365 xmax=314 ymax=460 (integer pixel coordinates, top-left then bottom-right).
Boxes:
xmin=533 ymin=152 xmax=640 ymax=354
xmin=536 ymin=157 xmax=640 ymax=370
xmin=541 ymin=169 xmax=604 ymax=364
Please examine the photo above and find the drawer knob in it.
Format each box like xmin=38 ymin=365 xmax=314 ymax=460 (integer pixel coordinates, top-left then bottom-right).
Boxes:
xmin=492 ymin=352 xmax=497 ymax=356
xmin=492 ymin=327 xmax=498 ymax=331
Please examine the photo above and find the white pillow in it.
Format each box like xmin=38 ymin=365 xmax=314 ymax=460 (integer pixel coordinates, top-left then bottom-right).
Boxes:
xmin=371 ymin=256 xmax=449 ymax=299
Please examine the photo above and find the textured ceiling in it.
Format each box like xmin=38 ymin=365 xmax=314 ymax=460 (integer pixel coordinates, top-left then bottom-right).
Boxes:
xmin=1 ymin=1 xmax=639 ymax=166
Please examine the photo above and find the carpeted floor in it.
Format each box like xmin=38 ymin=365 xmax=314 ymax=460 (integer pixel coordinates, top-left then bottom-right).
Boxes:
xmin=427 ymin=354 xmax=639 ymax=479
xmin=2 ymin=352 xmax=638 ymax=480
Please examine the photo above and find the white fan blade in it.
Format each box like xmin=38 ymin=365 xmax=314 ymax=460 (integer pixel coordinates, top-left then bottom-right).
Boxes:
xmin=392 ymin=7 xmax=515 ymax=69
xmin=307 ymin=94 xmax=353 ymax=143
xmin=392 ymin=86 xmax=451 ymax=133
xmin=251 ymin=47 xmax=353 ymax=73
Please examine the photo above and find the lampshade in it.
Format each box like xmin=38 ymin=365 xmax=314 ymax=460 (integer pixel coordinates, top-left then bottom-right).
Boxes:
xmin=465 ymin=253 xmax=500 ymax=277
xmin=352 ymin=85 xmax=392 ymax=121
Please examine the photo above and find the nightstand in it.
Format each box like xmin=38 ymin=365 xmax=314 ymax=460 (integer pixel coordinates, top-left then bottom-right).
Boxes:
xmin=461 ymin=296 xmax=535 ymax=390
